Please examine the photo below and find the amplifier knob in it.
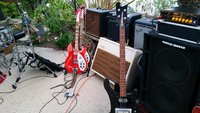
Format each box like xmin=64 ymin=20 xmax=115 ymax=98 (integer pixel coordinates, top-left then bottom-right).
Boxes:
xmin=185 ymin=19 xmax=189 ymax=23
xmin=181 ymin=18 xmax=185 ymax=23
xmin=172 ymin=17 xmax=175 ymax=21
xmin=178 ymin=18 xmax=182 ymax=22
xmin=189 ymin=20 xmax=193 ymax=24
xmin=175 ymin=17 xmax=178 ymax=21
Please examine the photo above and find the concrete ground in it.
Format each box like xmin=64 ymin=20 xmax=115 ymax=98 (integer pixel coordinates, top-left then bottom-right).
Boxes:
xmin=0 ymin=46 xmax=110 ymax=113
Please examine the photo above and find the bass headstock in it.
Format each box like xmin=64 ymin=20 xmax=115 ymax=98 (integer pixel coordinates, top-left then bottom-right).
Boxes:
xmin=116 ymin=2 xmax=128 ymax=27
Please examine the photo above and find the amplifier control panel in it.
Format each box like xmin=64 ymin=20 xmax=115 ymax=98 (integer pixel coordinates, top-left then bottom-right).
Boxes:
xmin=160 ymin=7 xmax=200 ymax=26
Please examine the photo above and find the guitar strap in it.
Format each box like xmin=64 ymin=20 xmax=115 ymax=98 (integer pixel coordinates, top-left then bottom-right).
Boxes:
xmin=69 ymin=74 xmax=77 ymax=88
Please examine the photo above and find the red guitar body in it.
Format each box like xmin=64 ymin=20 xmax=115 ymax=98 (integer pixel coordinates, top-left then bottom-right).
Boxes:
xmin=64 ymin=43 xmax=88 ymax=74
xmin=64 ymin=7 xmax=89 ymax=74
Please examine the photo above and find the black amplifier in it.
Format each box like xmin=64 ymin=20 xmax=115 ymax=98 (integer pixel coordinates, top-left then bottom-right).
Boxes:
xmin=107 ymin=12 xmax=141 ymax=47
xmin=160 ymin=7 xmax=200 ymax=26
xmin=157 ymin=20 xmax=200 ymax=44
xmin=86 ymin=8 xmax=112 ymax=38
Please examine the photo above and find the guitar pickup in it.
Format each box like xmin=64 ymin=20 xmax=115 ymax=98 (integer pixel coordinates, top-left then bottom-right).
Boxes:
xmin=115 ymin=108 xmax=132 ymax=113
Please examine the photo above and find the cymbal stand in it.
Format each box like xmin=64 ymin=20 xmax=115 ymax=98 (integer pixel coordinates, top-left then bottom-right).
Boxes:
xmin=13 ymin=2 xmax=57 ymax=83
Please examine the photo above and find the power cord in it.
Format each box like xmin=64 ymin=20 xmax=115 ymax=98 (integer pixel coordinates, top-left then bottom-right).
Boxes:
xmin=0 ymin=72 xmax=61 ymax=105
xmin=0 ymin=89 xmax=16 ymax=105
xmin=65 ymin=74 xmax=95 ymax=113
xmin=67 ymin=94 xmax=78 ymax=113
xmin=16 ymin=75 xmax=55 ymax=84
xmin=39 ymin=87 xmax=67 ymax=113
xmin=0 ymin=98 xmax=3 ymax=104
xmin=52 ymin=90 xmax=68 ymax=105
xmin=38 ymin=74 xmax=76 ymax=113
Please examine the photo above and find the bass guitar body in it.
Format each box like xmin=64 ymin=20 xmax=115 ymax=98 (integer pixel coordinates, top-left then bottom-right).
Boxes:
xmin=104 ymin=79 xmax=138 ymax=113
xmin=64 ymin=43 xmax=88 ymax=74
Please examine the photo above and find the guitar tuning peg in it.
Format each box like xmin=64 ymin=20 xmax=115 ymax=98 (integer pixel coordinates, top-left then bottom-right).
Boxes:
xmin=118 ymin=15 xmax=121 ymax=18
xmin=118 ymin=9 xmax=121 ymax=11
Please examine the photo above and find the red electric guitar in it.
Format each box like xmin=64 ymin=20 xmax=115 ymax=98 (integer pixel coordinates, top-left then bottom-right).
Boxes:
xmin=79 ymin=6 xmax=90 ymax=63
xmin=64 ymin=9 xmax=88 ymax=74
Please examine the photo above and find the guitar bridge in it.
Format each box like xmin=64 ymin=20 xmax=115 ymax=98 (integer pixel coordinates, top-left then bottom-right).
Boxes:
xmin=115 ymin=108 xmax=132 ymax=113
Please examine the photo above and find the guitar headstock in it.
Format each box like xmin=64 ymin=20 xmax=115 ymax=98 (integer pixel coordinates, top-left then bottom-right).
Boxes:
xmin=76 ymin=9 xmax=81 ymax=22
xmin=116 ymin=2 xmax=128 ymax=27
xmin=80 ymin=6 xmax=86 ymax=19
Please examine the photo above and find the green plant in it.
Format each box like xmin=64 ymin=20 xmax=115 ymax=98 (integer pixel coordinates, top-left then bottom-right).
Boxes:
xmin=134 ymin=0 xmax=176 ymax=17
xmin=0 ymin=1 xmax=19 ymax=18
xmin=77 ymin=0 xmax=86 ymax=6
xmin=54 ymin=31 xmax=74 ymax=49
xmin=89 ymin=0 xmax=120 ymax=9
xmin=32 ymin=0 xmax=76 ymax=48
xmin=18 ymin=0 xmax=46 ymax=16
xmin=34 ymin=0 xmax=75 ymax=33
xmin=153 ymin=0 xmax=176 ymax=16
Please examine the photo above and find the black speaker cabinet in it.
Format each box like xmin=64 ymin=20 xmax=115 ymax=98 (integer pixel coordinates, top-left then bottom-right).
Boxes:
xmin=85 ymin=8 xmax=111 ymax=38
xmin=140 ymin=32 xmax=200 ymax=113
xmin=107 ymin=11 xmax=129 ymax=42
xmin=107 ymin=12 xmax=141 ymax=47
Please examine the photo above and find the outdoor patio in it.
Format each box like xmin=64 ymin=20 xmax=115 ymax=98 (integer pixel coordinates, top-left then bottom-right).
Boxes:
xmin=0 ymin=47 xmax=110 ymax=113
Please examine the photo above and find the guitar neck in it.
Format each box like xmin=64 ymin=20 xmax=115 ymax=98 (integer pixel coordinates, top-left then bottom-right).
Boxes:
xmin=79 ymin=8 xmax=85 ymax=47
xmin=75 ymin=21 xmax=79 ymax=51
xmin=119 ymin=26 xmax=127 ymax=97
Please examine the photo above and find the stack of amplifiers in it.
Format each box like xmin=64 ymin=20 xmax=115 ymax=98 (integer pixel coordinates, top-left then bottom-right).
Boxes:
xmin=160 ymin=7 xmax=200 ymax=26
xmin=157 ymin=20 xmax=200 ymax=44
xmin=134 ymin=18 xmax=156 ymax=49
xmin=107 ymin=12 xmax=141 ymax=47
xmin=85 ymin=8 xmax=112 ymax=38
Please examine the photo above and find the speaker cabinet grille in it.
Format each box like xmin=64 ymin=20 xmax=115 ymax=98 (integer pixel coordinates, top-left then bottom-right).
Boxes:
xmin=86 ymin=8 xmax=111 ymax=38
xmin=91 ymin=38 xmax=142 ymax=84
xmin=141 ymin=33 xmax=200 ymax=113
xmin=92 ymin=48 xmax=130 ymax=83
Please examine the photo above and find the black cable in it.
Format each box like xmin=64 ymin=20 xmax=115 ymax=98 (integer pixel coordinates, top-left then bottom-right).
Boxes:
xmin=52 ymin=90 xmax=68 ymax=105
xmin=0 ymin=89 xmax=16 ymax=94
xmin=38 ymin=87 xmax=66 ymax=113
xmin=50 ymin=74 xmax=75 ymax=90
xmin=39 ymin=74 xmax=75 ymax=113
xmin=0 ymin=89 xmax=16 ymax=105
xmin=0 ymin=98 xmax=4 ymax=104
xmin=16 ymin=75 xmax=55 ymax=84
xmin=73 ymin=75 xmax=88 ymax=93
xmin=68 ymin=94 xmax=78 ymax=113
xmin=0 ymin=72 xmax=62 ymax=105
xmin=67 ymin=75 xmax=90 ymax=113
